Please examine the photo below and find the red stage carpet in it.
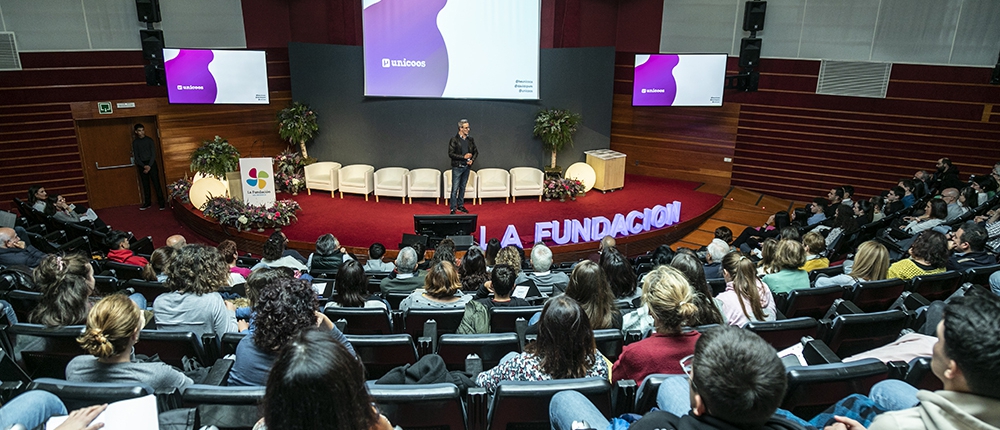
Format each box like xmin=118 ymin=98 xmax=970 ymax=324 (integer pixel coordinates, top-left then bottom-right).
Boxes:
xmin=97 ymin=174 xmax=721 ymax=255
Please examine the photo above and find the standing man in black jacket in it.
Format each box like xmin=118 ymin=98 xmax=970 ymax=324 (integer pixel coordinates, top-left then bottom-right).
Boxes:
xmin=448 ymin=119 xmax=478 ymax=214
xmin=132 ymin=123 xmax=166 ymax=210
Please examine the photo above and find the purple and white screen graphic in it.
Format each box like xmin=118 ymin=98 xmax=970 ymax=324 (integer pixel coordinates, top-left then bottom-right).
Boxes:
xmin=363 ymin=0 xmax=540 ymax=100
xmin=164 ymin=49 xmax=269 ymax=105
xmin=632 ymin=54 xmax=726 ymax=107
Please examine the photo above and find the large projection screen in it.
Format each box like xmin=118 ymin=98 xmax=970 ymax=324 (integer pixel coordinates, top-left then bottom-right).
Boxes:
xmin=363 ymin=0 xmax=540 ymax=100
xmin=632 ymin=54 xmax=726 ymax=107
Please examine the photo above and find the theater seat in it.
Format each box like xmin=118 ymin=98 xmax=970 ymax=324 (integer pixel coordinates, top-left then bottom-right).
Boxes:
xmin=486 ymin=377 xmax=612 ymax=430
xmin=304 ymin=161 xmax=341 ymax=197
xmin=27 ymin=378 xmax=154 ymax=412
xmin=443 ymin=169 xmax=478 ymax=206
xmin=338 ymin=164 xmax=375 ymax=201
xmin=476 ymin=168 xmax=510 ymax=204
xmin=368 ymin=382 xmax=466 ymax=430
xmin=346 ymin=334 xmax=419 ymax=380
xmin=782 ymin=358 xmax=888 ymax=418
xmin=374 ymin=167 xmax=409 ymax=203
xmin=509 ymin=167 xmax=544 ymax=203
xmin=407 ymin=168 xmax=442 ymax=204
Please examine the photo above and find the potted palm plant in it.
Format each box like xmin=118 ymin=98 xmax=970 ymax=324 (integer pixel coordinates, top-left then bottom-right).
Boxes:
xmin=277 ymin=102 xmax=319 ymax=160
xmin=190 ymin=135 xmax=240 ymax=179
xmin=533 ymin=108 xmax=582 ymax=170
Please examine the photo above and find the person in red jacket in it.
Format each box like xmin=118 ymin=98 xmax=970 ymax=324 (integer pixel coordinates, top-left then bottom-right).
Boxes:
xmin=105 ymin=230 xmax=149 ymax=267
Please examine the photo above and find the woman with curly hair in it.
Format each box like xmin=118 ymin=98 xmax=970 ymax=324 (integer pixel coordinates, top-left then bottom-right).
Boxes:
xmin=229 ymin=277 xmax=353 ymax=386
xmin=612 ymin=265 xmax=702 ymax=383
xmin=30 ymin=254 xmax=94 ymax=327
xmin=564 ymin=260 xmax=621 ymax=330
xmin=887 ymin=230 xmax=949 ymax=281
xmin=459 ymin=246 xmax=489 ymax=293
xmin=255 ymin=328 xmax=393 ymax=430
xmin=68 ymin=295 xmax=191 ymax=390
xmin=399 ymin=261 xmax=472 ymax=312
xmin=152 ymin=244 xmax=243 ymax=337
xmin=475 ymin=295 xmax=609 ymax=394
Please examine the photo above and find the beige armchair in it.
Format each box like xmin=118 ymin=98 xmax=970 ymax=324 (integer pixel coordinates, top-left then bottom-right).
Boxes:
xmin=374 ymin=167 xmax=409 ymax=203
xmin=510 ymin=167 xmax=545 ymax=203
xmin=443 ymin=169 xmax=478 ymax=207
xmin=338 ymin=164 xmax=375 ymax=201
xmin=303 ymin=161 xmax=341 ymax=197
xmin=407 ymin=168 xmax=441 ymax=204
xmin=476 ymin=168 xmax=511 ymax=204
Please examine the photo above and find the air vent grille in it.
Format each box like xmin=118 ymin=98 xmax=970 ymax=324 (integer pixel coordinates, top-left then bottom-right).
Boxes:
xmin=816 ymin=60 xmax=891 ymax=98
xmin=0 ymin=32 xmax=21 ymax=71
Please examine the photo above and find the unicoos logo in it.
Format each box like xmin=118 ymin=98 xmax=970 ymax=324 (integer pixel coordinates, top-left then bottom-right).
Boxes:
xmin=246 ymin=168 xmax=269 ymax=189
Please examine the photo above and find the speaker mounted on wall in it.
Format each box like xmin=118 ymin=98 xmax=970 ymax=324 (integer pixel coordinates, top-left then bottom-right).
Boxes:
xmin=739 ymin=38 xmax=762 ymax=68
xmin=743 ymin=1 xmax=767 ymax=32
xmin=136 ymin=0 xmax=161 ymax=23
xmin=144 ymin=63 xmax=164 ymax=86
xmin=140 ymin=29 xmax=164 ymax=61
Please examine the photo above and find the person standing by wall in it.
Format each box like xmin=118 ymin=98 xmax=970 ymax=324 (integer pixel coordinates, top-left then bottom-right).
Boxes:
xmin=132 ymin=123 xmax=165 ymax=210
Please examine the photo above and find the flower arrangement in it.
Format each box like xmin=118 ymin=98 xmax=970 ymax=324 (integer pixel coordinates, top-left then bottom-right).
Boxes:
xmin=190 ymin=135 xmax=240 ymax=179
xmin=273 ymin=150 xmax=307 ymax=194
xmin=543 ymin=177 xmax=586 ymax=201
xmin=533 ymin=108 xmax=582 ymax=169
xmin=201 ymin=197 xmax=301 ymax=231
xmin=168 ymin=178 xmax=192 ymax=203
xmin=277 ymin=102 xmax=319 ymax=159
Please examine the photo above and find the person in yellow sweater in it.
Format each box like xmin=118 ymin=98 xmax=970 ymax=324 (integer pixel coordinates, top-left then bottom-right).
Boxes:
xmin=800 ymin=231 xmax=830 ymax=273
xmin=887 ymin=230 xmax=948 ymax=281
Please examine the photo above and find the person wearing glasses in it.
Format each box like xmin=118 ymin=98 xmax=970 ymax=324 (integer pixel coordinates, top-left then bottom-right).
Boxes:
xmin=447 ymin=118 xmax=478 ymax=215
xmin=0 ymin=227 xmax=46 ymax=268
xmin=549 ymin=326 xmax=805 ymax=430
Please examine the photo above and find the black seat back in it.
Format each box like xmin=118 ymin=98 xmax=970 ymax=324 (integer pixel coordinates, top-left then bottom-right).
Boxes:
xmin=708 ymin=278 xmax=727 ymax=296
xmin=634 ymin=373 xmax=671 ymax=414
xmin=369 ymin=382 xmax=467 ymax=430
xmin=909 ymin=271 xmax=963 ymax=302
xmin=808 ymin=266 xmax=844 ymax=283
xmin=822 ymin=310 xmax=909 ymax=358
xmin=125 ymin=279 xmax=170 ymax=303
xmin=345 ymin=334 xmax=419 ymax=380
xmin=323 ymin=306 xmax=393 ymax=335
xmin=904 ymin=356 xmax=942 ymax=391
xmin=783 ymin=358 xmax=888 ymax=418
xmin=593 ymin=329 xmax=624 ymax=362
xmin=745 ymin=317 xmax=819 ymax=350
xmin=488 ymin=377 xmax=612 ymax=430
xmin=28 ymin=377 xmax=154 ymax=411
xmin=182 ymin=384 xmax=265 ymax=430
xmin=6 ymin=290 xmax=42 ymax=322
xmin=403 ymin=308 xmax=466 ymax=338
xmin=437 ymin=333 xmax=520 ymax=371
xmin=134 ymin=330 xmax=210 ymax=368
xmin=964 ymin=263 xmax=1000 ymax=286
xmin=8 ymin=324 xmax=87 ymax=379
xmin=849 ymin=278 xmax=907 ymax=312
xmin=221 ymin=332 xmax=248 ymax=356
xmin=103 ymin=261 xmax=146 ymax=282
xmin=783 ymin=285 xmax=847 ymax=319
xmin=490 ymin=306 xmax=543 ymax=333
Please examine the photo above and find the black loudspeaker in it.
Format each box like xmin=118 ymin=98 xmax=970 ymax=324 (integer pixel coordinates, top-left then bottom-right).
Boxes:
xmin=144 ymin=63 xmax=164 ymax=86
xmin=140 ymin=30 xmax=164 ymax=61
xmin=399 ymin=233 xmax=429 ymax=250
xmin=742 ymin=1 xmax=767 ymax=32
xmin=990 ymin=63 xmax=1000 ymax=85
xmin=740 ymin=37 xmax=762 ymax=68
xmin=446 ymin=235 xmax=475 ymax=251
xmin=136 ymin=0 xmax=161 ymax=23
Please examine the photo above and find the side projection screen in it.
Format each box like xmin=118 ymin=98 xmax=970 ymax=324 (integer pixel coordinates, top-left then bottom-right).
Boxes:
xmin=164 ymin=49 xmax=269 ymax=105
xmin=632 ymin=54 xmax=727 ymax=107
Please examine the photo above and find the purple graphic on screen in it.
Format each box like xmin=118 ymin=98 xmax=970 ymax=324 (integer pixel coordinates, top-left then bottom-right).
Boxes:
xmin=364 ymin=0 xmax=449 ymax=97
xmin=165 ymin=50 xmax=218 ymax=104
xmin=632 ymin=55 xmax=679 ymax=106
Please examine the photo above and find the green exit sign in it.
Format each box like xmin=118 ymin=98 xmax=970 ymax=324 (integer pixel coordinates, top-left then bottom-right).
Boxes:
xmin=98 ymin=102 xmax=112 ymax=114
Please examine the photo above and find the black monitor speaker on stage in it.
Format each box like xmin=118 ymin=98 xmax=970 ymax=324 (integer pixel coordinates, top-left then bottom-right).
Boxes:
xmin=414 ymin=214 xmax=478 ymax=244
xmin=399 ymin=233 xmax=429 ymax=250
xmin=447 ymin=235 xmax=475 ymax=251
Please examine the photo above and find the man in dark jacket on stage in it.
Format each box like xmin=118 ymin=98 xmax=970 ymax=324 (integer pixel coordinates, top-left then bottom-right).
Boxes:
xmin=448 ymin=119 xmax=478 ymax=215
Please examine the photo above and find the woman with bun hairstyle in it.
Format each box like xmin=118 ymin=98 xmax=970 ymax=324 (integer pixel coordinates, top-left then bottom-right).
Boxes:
xmin=67 ymin=294 xmax=192 ymax=390
xmin=30 ymin=254 xmax=94 ymax=327
xmin=717 ymin=251 xmax=776 ymax=327
xmin=612 ymin=265 xmax=702 ymax=383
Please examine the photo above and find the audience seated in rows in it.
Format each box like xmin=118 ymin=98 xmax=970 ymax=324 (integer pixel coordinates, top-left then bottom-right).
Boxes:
xmin=761 ymin=240 xmax=809 ymax=294
xmin=398 ymin=261 xmax=472 ymax=312
xmin=67 ymin=294 xmax=192 ymax=391
xmin=717 ymin=252 xmax=776 ymax=327
xmin=946 ymin=221 xmax=995 ymax=271
xmin=475 ymin=295 xmax=609 ymax=394
xmin=0 ymin=226 xmax=47 ymax=268
xmin=457 ymin=264 xmax=530 ymax=334
xmin=612 ymin=265 xmax=701 ymax=384
xmin=253 ymin=232 xmax=308 ymax=273
xmin=800 ymin=232 xmax=830 ymax=272
xmin=564 ymin=260 xmax=622 ymax=330
xmin=308 ymin=233 xmax=352 ymax=272
xmin=549 ymin=326 xmax=804 ymax=430
xmin=257 ymin=328 xmax=395 ymax=430
xmin=601 ymin=247 xmax=639 ymax=302
xmin=328 ymin=260 xmax=388 ymax=309
xmin=229 ymin=277 xmax=352 ymax=386
xmin=379 ymin=246 xmax=426 ymax=294
xmin=363 ymin=242 xmax=395 ymax=272
xmin=886 ymin=230 xmax=948 ymax=281
xmin=516 ymin=243 xmax=569 ymax=295
xmin=901 ymin=199 xmax=948 ymax=235
xmin=218 ymin=240 xmax=250 ymax=285
xmin=152 ymin=244 xmax=243 ymax=337
xmin=459 ymin=246 xmax=490 ymax=293
xmin=814 ymin=241 xmax=890 ymax=288
xmin=104 ymin=230 xmax=147 ymax=267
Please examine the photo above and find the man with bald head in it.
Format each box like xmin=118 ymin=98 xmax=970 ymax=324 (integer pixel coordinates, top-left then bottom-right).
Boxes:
xmin=0 ymin=227 xmax=46 ymax=268
xmin=166 ymin=235 xmax=186 ymax=249
xmin=940 ymin=188 xmax=965 ymax=222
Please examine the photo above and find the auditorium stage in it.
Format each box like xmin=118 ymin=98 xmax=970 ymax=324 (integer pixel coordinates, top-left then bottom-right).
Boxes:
xmin=128 ymin=174 xmax=722 ymax=261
